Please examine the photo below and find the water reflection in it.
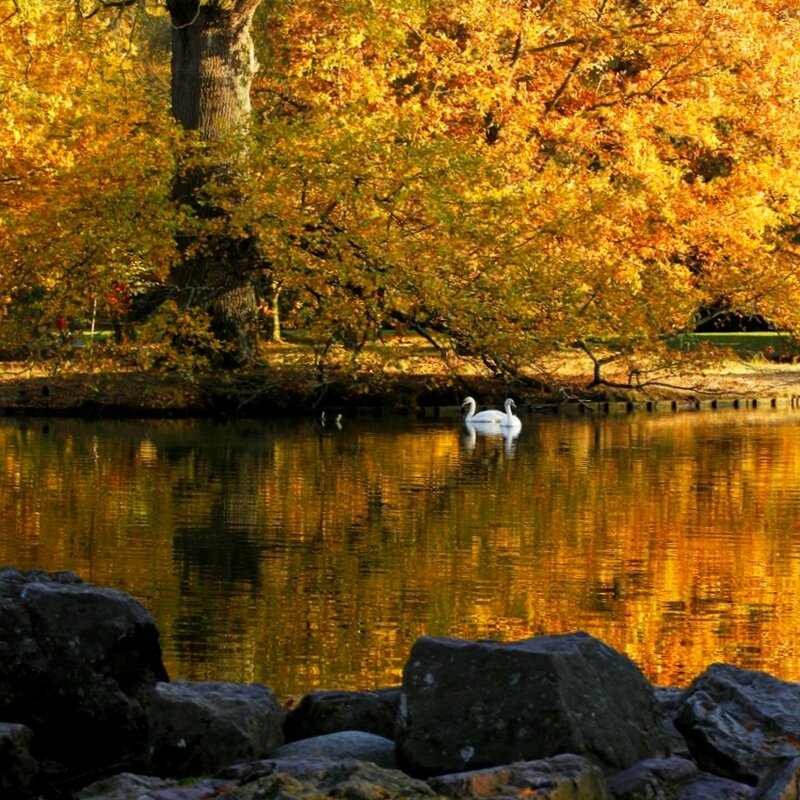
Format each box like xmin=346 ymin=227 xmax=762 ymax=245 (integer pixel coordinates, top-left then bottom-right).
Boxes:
xmin=462 ymin=421 xmax=520 ymax=457
xmin=2 ymin=409 xmax=800 ymax=694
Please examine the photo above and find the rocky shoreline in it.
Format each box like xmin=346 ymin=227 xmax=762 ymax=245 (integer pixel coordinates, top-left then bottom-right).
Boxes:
xmin=2 ymin=568 xmax=799 ymax=799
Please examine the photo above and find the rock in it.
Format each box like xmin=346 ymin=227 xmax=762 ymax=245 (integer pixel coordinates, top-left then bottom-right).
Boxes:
xmin=147 ymin=680 xmax=284 ymax=778
xmin=676 ymin=774 xmax=754 ymax=799
xmin=271 ymin=730 xmax=397 ymax=767
xmin=76 ymin=772 xmax=238 ymax=799
xmin=607 ymin=756 xmax=696 ymax=798
xmin=0 ymin=567 xmax=168 ymax=789
xmin=395 ymin=632 xmax=668 ymax=776
xmin=221 ymin=756 xmax=442 ymax=799
xmin=0 ymin=722 xmax=38 ymax=799
xmin=607 ymin=756 xmax=752 ymax=799
xmin=76 ymin=773 xmax=180 ymax=799
xmin=675 ymin=663 xmax=800 ymax=784
xmin=751 ymin=756 xmax=800 ymax=800
xmin=428 ymin=753 xmax=610 ymax=799
xmin=283 ymin=688 xmax=400 ymax=741
xmin=655 ymin=685 xmax=692 ymax=758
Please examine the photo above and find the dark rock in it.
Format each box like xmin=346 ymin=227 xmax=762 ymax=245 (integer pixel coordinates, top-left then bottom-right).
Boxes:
xmin=675 ymin=663 xmax=800 ymax=784
xmin=76 ymin=772 xmax=236 ymax=799
xmin=283 ymin=688 xmax=399 ymax=741
xmin=428 ymin=753 xmax=609 ymax=799
xmin=223 ymin=756 xmax=442 ymax=799
xmin=76 ymin=773 xmax=180 ymax=799
xmin=271 ymin=730 xmax=397 ymax=767
xmin=607 ymin=756 xmax=752 ymax=799
xmin=395 ymin=632 xmax=668 ymax=776
xmin=147 ymin=680 xmax=284 ymax=778
xmin=230 ymin=758 xmax=437 ymax=800
xmin=607 ymin=755 xmax=699 ymax=798
xmin=751 ymin=756 xmax=800 ymax=800
xmin=0 ymin=567 xmax=168 ymax=789
xmin=677 ymin=774 xmax=754 ymax=799
xmin=655 ymin=686 xmax=691 ymax=758
xmin=0 ymin=722 xmax=38 ymax=799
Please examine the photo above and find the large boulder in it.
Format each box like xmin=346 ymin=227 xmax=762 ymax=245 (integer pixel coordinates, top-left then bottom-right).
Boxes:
xmin=676 ymin=663 xmax=800 ymax=784
xmin=395 ymin=632 xmax=668 ymax=776
xmin=147 ymin=680 xmax=284 ymax=777
xmin=283 ymin=688 xmax=399 ymax=741
xmin=0 ymin=568 xmax=168 ymax=788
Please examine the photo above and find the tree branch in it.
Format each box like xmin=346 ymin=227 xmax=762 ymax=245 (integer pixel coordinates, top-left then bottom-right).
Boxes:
xmin=543 ymin=55 xmax=583 ymax=114
xmin=0 ymin=2 xmax=18 ymax=27
xmin=74 ymin=0 xmax=139 ymax=20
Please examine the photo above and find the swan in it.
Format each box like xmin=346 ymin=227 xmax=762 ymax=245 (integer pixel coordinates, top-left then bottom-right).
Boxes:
xmin=461 ymin=396 xmax=504 ymax=424
xmin=499 ymin=398 xmax=523 ymax=431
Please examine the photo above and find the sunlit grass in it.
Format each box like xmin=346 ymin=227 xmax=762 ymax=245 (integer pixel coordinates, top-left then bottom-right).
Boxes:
xmin=688 ymin=332 xmax=800 ymax=360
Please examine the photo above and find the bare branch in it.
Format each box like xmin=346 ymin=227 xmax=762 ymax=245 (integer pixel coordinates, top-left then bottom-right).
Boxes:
xmin=543 ymin=55 xmax=583 ymax=114
xmin=73 ymin=0 xmax=139 ymax=20
xmin=527 ymin=36 xmax=585 ymax=54
xmin=0 ymin=2 xmax=19 ymax=28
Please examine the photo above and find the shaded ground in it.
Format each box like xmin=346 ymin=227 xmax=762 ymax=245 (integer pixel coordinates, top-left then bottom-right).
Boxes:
xmin=2 ymin=342 xmax=800 ymax=417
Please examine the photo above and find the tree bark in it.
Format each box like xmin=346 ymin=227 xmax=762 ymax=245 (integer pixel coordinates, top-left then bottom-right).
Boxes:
xmin=166 ymin=0 xmax=262 ymax=364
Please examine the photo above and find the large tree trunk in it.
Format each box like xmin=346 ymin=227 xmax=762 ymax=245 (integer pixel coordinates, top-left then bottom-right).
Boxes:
xmin=166 ymin=0 xmax=262 ymax=364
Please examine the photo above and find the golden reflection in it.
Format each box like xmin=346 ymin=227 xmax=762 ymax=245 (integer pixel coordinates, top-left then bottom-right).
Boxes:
xmin=2 ymin=411 xmax=800 ymax=694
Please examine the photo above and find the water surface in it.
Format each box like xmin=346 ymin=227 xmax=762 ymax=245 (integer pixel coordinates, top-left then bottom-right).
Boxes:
xmin=2 ymin=407 xmax=800 ymax=695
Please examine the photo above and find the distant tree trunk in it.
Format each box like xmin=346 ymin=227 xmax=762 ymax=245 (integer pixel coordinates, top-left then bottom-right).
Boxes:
xmin=166 ymin=0 xmax=263 ymax=364
xmin=270 ymin=279 xmax=282 ymax=343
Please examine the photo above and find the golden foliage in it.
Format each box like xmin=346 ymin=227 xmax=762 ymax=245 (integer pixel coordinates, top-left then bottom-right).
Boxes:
xmin=2 ymin=0 xmax=800 ymax=377
xmin=243 ymin=0 xmax=800 ymax=380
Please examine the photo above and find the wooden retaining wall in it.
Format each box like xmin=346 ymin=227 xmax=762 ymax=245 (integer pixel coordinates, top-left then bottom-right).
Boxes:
xmin=417 ymin=396 xmax=800 ymax=419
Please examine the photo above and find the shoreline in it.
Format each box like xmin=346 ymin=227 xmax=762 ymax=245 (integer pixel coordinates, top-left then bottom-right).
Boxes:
xmin=3 ymin=355 xmax=800 ymax=419
xmin=4 ymin=568 xmax=800 ymax=799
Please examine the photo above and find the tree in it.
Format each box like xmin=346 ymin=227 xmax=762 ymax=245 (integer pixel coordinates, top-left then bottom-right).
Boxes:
xmin=164 ymin=0 xmax=264 ymax=364
xmin=244 ymin=0 xmax=800 ymax=388
xmin=0 ymin=0 xmax=175 ymax=359
xmin=3 ymin=0 xmax=800 ymax=388
xmin=0 ymin=0 xmax=271 ymax=366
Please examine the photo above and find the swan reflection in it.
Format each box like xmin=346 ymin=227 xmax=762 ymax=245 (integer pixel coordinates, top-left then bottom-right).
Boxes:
xmin=462 ymin=420 xmax=520 ymax=456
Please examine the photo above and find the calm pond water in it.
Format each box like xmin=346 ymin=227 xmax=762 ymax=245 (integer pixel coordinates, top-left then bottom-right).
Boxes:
xmin=2 ymin=406 xmax=800 ymax=696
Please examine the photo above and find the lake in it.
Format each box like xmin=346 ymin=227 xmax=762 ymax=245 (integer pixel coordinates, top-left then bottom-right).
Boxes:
xmin=2 ymin=404 xmax=800 ymax=697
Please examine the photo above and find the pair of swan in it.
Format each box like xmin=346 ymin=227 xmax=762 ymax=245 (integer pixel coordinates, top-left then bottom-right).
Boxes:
xmin=461 ymin=396 xmax=522 ymax=431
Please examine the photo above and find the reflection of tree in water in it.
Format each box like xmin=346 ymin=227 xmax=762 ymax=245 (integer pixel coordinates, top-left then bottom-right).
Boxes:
xmin=172 ymin=528 xmax=260 ymax=680
xmin=171 ymin=522 xmax=264 ymax=679
xmin=173 ymin=525 xmax=262 ymax=587
xmin=164 ymin=424 xmax=272 ymax=588
xmin=162 ymin=429 xmax=275 ymax=676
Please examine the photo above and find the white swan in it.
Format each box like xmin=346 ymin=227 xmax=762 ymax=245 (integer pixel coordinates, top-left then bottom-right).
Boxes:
xmin=461 ymin=396 xmax=504 ymax=424
xmin=499 ymin=398 xmax=523 ymax=431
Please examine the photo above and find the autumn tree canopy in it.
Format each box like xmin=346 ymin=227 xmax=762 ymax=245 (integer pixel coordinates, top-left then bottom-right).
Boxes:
xmin=2 ymin=0 xmax=799 ymax=384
